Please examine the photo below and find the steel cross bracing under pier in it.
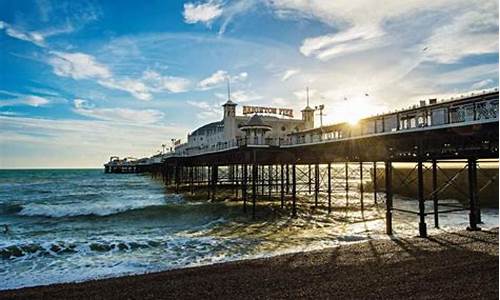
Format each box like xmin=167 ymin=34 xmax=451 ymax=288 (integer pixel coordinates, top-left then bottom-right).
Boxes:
xmin=150 ymin=119 xmax=498 ymax=237
xmin=110 ymin=92 xmax=499 ymax=237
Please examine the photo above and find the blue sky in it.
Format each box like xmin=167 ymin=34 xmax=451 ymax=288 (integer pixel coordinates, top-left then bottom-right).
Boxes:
xmin=0 ymin=0 xmax=498 ymax=168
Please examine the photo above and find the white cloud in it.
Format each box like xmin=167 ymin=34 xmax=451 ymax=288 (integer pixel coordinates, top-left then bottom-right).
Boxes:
xmin=187 ymin=100 xmax=220 ymax=119
xmin=232 ymin=90 xmax=259 ymax=102
xmin=281 ymin=69 xmax=300 ymax=81
xmin=181 ymin=0 xmax=258 ymax=35
xmin=73 ymin=99 xmax=95 ymax=109
xmin=0 ymin=95 xmax=50 ymax=107
xmin=270 ymin=0 xmax=498 ymax=62
xmin=98 ymin=78 xmax=152 ymax=101
xmin=0 ymin=20 xmax=77 ymax=47
xmin=198 ymin=70 xmax=228 ymax=89
xmin=234 ymin=72 xmax=248 ymax=81
xmin=215 ymin=90 xmax=261 ymax=103
xmin=187 ymin=100 xmax=212 ymax=110
xmin=300 ymin=25 xmax=386 ymax=60
xmin=471 ymin=79 xmax=494 ymax=90
xmin=183 ymin=1 xmax=223 ymax=25
xmin=23 ymin=96 xmax=50 ymax=107
xmin=405 ymin=63 xmax=498 ymax=92
xmin=0 ymin=115 xmax=187 ymax=168
xmin=272 ymin=97 xmax=287 ymax=105
xmin=422 ymin=4 xmax=498 ymax=63
xmin=0 ymin=21 xmax=46 ymax=46
xmin=73 ymin=99 xmax=164 ymax=124
xmin=48 ymin=51 xmax=111 ymax=80
xmin=198 ymin=70 xmax=248 ymax=90
xmin=98 ymin=70 xmax=190 ymax=101
xmin=142 ymin=70 xmax=190 ymax=93
xmin=47 ymin=51 xmax=190 ymax=100
xmin=293 ymin=88 xmax=318 ymax=103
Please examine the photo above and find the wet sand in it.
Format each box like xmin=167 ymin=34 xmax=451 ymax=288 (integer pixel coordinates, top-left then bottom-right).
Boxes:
xmin=1 ymin=228 xmax=498 ymax=300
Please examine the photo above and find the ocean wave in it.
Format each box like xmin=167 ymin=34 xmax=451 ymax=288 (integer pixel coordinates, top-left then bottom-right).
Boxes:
xmin=0 ymin=239 xmax=163 ymax=260
xmin=0 ymin=203 xmax=23 ymax=215
xmin=14 ymin=195 xmax=231 ymax=219
xmin=18 ymin=198 xmax=171 ymax=218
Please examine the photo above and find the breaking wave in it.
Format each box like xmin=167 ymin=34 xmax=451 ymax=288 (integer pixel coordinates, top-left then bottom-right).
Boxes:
xmin=15 ymin=194 xmax=186 ymax=218
xmin=18 ymin=200 xmax=166 ymax=218
xmin=1 ymin=238 xmax=170 ymax=260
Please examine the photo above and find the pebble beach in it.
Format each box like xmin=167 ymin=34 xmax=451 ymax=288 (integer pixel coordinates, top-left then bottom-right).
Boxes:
xmin=2 ymin=228 xmax=497 ymax=299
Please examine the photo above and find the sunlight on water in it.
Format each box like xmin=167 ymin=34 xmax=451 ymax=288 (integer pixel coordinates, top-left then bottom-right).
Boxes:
xmin=0 ymin=169 xmax=497 ymax=290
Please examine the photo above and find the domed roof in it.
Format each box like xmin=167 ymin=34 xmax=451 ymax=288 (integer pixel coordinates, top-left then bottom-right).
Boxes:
xmin=222 ymin=99 xmax=237 ymax=106
xmin=301 ymin=105 xmax=315 ymax=112
xmin=240 ymin=114 xmax=271 ymax=131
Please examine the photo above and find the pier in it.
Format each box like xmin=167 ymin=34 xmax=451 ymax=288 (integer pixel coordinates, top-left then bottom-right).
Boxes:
xmin=105 ymin=90 xmax=499 ymax=237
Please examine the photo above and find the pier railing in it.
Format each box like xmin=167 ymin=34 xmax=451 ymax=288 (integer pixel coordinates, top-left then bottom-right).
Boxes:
xmin=107 ymin=90 xmax=499 ymax=162
xmin=171 ymin=117 xmax=499 ymax=158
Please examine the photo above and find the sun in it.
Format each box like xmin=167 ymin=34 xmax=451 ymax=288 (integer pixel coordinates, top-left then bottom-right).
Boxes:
xmin=345 ymin=112 xmax=363 ymax=125
xmin=328 ymin=95 xmax=380 ymax=125
xmin=345 ymin=116 xmax=360 ymax=125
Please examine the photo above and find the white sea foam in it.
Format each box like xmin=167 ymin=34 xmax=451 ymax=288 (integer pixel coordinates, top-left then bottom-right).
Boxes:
xmin=2 ymin=168 xmax=498 ymax=291
xmin=18 ymin=198 xmax=168 ymax=217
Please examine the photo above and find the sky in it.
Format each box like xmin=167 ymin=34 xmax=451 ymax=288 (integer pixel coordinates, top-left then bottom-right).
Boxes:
xmin=0 ymin=0 xmax=498 ymax=168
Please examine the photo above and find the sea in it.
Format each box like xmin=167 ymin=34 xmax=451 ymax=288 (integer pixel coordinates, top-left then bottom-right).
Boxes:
xmin=0 ymin=169 xmax=498 ymax=290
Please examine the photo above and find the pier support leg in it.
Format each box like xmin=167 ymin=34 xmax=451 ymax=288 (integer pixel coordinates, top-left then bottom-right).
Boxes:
xmin=345 ymin=162 xmax=349 ymax=205
xmin=190 ymin=166 xmax=194 ymax=195
xmin=211 ymin=165 xmax=218 ymax=202
xmin=207 ymin=166 xmax=211 ymax=200
xmin=166 ymin=165 xmax=170 ymax=185
xmin=175 ymin=165 xmax=180 ymax=194
xmin=261 ymin=166 xmax=265 ymax=196
xmin=275 ymin=166 xmax=279 ymax=193
xmin=308 ymin=164 xmax=312 ymax=194
xmin=252 ymin=164 xmax=257 ymax=219
xmin=280 ymin=164 xmax=284 ymax=209
xmin=432 ymin=159 xmax=439 ymax=228
xmin=327 ymin=163 xmax=332 ymax=213
xmin=467 ymin=158 xmax=480 ymax=231
xmin=314 ymin=164 xmax=319 ymax=208
xmin=161 ymin=165 xmax=165 ymax=183
xmin=268 ymin=165 xmax=272 ymax=199
xmin=286 ymin=164 xmax=290 ymax=194
xmin=474 ymin=161 xmax=482 ymax=224
xmin=243 ymin=164 xmax=247 ymax=213
xmin=196 ymin=166 xmax=200 ymax=188
xmin=235 ymin=165 xmax=239 ymax=198
xmin=292 ymin=164 xmax=297 ymax=217
xmin=373 ymin=162 xmax=378 ymax=204
xmin=385 ymin=161 xmax=393 ymax=235
xmin=359 ymin=162 xmax=364 ymax=212
xmin=417 ymin=161 xmax=427 ymax=238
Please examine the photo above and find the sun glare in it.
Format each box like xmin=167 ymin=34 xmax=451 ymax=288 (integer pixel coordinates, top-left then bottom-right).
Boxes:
xmin=327 ymin=95 xmax=383 ymax=125
xmin=346 ymin=114 xmax=361 ymax=125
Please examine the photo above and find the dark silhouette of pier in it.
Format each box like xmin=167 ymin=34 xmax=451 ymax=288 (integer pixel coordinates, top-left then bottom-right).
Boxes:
xmin=105 ymin=91 xmax=499 ymax=237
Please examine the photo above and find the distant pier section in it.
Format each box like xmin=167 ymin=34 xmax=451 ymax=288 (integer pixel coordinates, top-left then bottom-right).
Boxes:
xmin=104 ymin=156 xmax=162 ymax=173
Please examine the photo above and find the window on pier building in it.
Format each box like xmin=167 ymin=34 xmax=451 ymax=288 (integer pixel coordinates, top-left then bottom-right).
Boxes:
xmin=476 ymin=100 xmax=499 ymax=120
xmin=464 ymin=104 xmax=475 ymax=121
xmin=375 ymin=119 xmax=384 ymax=133
xmin=450 ymin=106 xmax=466 ymax=123
xmin=431 ymin=108 xmax=447 ymax=125
xmin=384 ymin=115 xmax=398 ymax=132
xmin=362 ymin=120 xmax=375 ymax=134
xmin=417 ymin=116 xmax=426 ymax=127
